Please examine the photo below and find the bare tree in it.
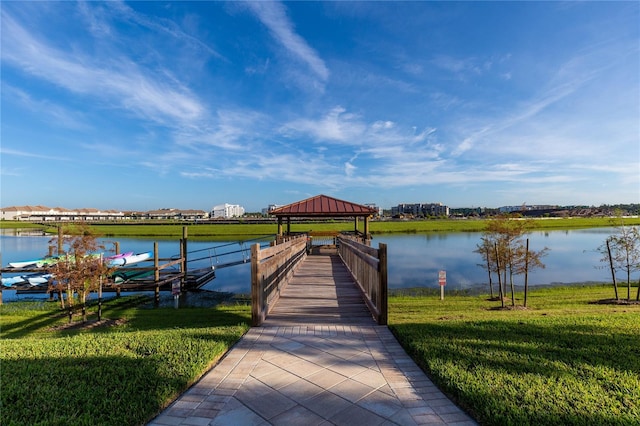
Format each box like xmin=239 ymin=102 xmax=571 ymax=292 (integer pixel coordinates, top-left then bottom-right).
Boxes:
xmin=476 ymin=215 xmax=548 ymax=307
xmin=474 ymin=236 xmax=495 ymax=299
xmin=600 ymin=220 xmax=640 ymax=302
xmin=46 ymin=224 xmax=116 ymax=323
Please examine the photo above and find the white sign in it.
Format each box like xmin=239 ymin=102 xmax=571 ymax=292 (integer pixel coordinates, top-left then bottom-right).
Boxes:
xmin=438 ymin=270 xmax=446 ymax=286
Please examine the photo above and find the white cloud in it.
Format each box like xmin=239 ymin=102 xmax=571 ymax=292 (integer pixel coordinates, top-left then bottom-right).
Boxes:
xmin=281 ymin=106 xmax=365 ymax=144
xmin=344 ymin=162 xmax=356 ymax=177
xmin=1 ymin=8 xmax=204 ymax=127
xmin=245 ymin=1 xmax=329 ymax=82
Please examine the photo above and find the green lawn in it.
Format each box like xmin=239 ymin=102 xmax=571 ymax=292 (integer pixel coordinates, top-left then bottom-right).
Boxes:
xmin=389 ymin=285 xmax=640 ymax=425
xmin=0 ymin=296 xmax=251 ymax=426
xmin=2 ymin=216 xmax=639 ymax=238
xmin=2 ymin=284 xmax=639 ymax=425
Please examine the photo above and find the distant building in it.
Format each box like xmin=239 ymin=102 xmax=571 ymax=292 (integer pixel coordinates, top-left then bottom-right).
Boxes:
xmin=212 ymin=203 xmax=245 ymax=219
xmin=262 ymin=204 xmax=283 ymax=216
xmin=364 ymin=203 xmax=383 ymax=217
xmin=498 ymin=204 xmax=558 ymax=213
xmin=146 ymin=208 xmax=208 ymax=220
xmin=0 ymin=205 xmax=125 ymax=221
xmin=391 ymin=202 xmax=449 ymax=217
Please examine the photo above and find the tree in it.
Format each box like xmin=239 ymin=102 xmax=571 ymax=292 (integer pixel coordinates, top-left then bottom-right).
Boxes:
xmin=474 ymin=236 xmax=495 ymax=300
xmin=599 ymin=220 xmax=640 ymax=302
xmin=46 ymin=224 xmax=116 ymax=323
xmin=475 ymin=215 xmax=548 ymax=307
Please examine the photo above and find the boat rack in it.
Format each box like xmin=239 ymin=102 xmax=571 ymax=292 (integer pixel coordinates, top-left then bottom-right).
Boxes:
xmin=1 ymin=260 xmax=216 ymax=295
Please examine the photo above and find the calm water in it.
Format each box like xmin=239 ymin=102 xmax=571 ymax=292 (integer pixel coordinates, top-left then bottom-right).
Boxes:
xmin=0 ymin=228 xmax=616 ymax=301
xmin=376 ymin=228 xmax=613 ymax=291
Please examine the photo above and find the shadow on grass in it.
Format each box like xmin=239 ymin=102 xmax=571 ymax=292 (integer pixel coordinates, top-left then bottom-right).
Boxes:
xmin=2 ymin=320 xmax=250 ymax=425
xmin=0 ymin=305 xmax=68 ymax=338
xmin=2 ymin=294 xmax=252 ymax=338
xmin=390 ymin=319 xmax=640 ymax=426
xmin=2 ymin=294 xmax=253 ymax=426
xmin=1 ymin=350 xmax=234 ymax=426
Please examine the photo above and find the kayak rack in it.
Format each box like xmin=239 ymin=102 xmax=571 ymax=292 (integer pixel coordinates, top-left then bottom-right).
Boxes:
xmin=1 ymin=232 xmax=277 ymax=305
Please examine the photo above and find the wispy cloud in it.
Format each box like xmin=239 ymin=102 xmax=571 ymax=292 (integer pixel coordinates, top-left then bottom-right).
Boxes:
xmin=1 ymin=8 xmax=204 ymax=127
xmin=0 ymin=148 xmax=68 ymax=162
xmin=2 ymin=84 xmax=91 ymax=130
xmin=104 ymin=0 xmax=225 ymax=60
xmin=281 ymin=107 xmax=365 ymax=144
xmin=245 ymin=2 xmax=329 ymax=82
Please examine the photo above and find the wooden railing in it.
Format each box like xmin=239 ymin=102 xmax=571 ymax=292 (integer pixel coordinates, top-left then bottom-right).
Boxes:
xmin=251 ymin=234 xmax=307 ymax=326
xmin=337 ymin=236 xmax=388 ymax=325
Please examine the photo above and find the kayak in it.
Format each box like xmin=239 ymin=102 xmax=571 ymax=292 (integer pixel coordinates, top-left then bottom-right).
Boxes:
xmin=35 ymin=253 xmax=101 ymax=267
xmin=8 ymin=258 xmax=45 ymax=268
xmin=27 ymin=274 xmax=53 ymax=286
xmin=110 ymin=251 xmax=152 ymax=267
xmin=112 ymin=269 xmax=154 ymax=284
xmin=105 ymin=251 xmax=134 ymax=266
xmin=2 ymin=275 xmax=28 ymax=287
xmin=105 ymin=251 xmax=134 ymax=261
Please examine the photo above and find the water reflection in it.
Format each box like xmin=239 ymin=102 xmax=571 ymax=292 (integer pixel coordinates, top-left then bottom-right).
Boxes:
xmin=0 ymin=228 xmax=618 ymax=300
xmin=373 ymin=228 xmax=613 ymax=291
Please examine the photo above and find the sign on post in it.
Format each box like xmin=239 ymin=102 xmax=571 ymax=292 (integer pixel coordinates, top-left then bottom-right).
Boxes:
xmin=438 ymin=270 xmax=446 ymax=300
xmin=172 ymin=280 xmax=180 ymax=309
xmin=438 ymin=270 xmax=446 ymax=285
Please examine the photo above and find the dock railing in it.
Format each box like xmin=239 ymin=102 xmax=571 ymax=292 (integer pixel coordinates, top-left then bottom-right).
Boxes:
xmin=337 ymin=235 xmax=388 ymax=325
xmin=251 ymin=234 xmax=307 ymax=326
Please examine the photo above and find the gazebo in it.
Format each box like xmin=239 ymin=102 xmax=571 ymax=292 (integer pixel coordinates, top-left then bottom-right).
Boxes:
xmin=269 ymin=194 xmax=377 ymax=238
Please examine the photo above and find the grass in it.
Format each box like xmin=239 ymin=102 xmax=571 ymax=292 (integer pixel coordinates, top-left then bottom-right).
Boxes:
xmin=389 ymin=285 xmax=640 ymax=425
xmin=2 ymin=216 xmax=639 ymax=238
xmin=0 ymin=296 xmax=251 ymax=426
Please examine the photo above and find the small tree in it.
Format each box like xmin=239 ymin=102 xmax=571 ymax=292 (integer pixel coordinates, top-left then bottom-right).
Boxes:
xmin=46 ymin=224 xmax=115 ymax=323
xmin=599 ymin=220 xmax=640 ymax=302
xmin=475 ymin=215 xmax=548 ymax=307
xmin=474 ymin=236 xmax=495 ymax=299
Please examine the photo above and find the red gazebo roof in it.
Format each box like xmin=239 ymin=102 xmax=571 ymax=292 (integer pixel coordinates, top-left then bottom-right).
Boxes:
xmin=270 ymin=194 xmax=377 ymax=217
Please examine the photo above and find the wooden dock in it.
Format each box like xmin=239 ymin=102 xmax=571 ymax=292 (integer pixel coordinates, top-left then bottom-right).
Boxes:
xmin=265 ymin=254 xmax=374 ymax=326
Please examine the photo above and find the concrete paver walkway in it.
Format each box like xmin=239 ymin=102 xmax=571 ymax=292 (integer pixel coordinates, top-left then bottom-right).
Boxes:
xmin=148 ymin=256 xmax=476 ymax=426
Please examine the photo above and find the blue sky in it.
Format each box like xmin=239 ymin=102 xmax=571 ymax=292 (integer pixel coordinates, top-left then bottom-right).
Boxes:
xmin=1 ymin=1 xmax=638 ymax=212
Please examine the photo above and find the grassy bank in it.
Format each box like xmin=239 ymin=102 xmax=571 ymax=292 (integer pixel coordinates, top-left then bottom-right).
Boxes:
xmin=0 ymin=296 xmax=251 ymax=426
xmin=2 ymin=216 xmax=639 ymax=238
xmin=3 ymin=287 xmax=638 ymax=425
xmin=389 ymin=285 xmax=640 ymax=425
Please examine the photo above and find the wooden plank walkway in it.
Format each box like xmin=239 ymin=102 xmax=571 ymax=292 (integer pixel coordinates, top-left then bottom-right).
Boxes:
xmin=265 ymin=254 xmax=374 ymax=326
xmin=148 ymin=254 xmax=476 ymax=426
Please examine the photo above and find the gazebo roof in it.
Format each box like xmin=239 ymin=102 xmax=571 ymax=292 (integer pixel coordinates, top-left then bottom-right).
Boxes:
xmin=270 ymin=194 xmax=377 ymax=218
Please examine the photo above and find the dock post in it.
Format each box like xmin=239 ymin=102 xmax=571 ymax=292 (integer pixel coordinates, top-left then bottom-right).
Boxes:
xmin=58 ymin=226 xmax=63 ymax=255
xmin=181 ymin=227 xmax=188 ymax=291
xmin=251 ymin=243 xmax=262 ymax=326
xmin=154 ymin=242 xmax=160 ymax=307
xmin=378 ymin=243 xmax=388 ymax=325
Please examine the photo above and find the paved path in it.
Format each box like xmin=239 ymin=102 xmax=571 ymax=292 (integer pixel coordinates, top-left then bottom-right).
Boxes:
xmin=148 ymin=256 xmax=476 ymax=426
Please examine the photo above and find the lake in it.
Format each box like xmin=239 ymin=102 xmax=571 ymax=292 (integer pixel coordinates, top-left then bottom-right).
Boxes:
xmin=0 ymin=228 xmax=617 ymax=300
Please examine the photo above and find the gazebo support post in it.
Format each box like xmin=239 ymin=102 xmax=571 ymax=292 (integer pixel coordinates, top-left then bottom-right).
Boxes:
xmin=364 ymin=216 xmax=370 ymax=239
